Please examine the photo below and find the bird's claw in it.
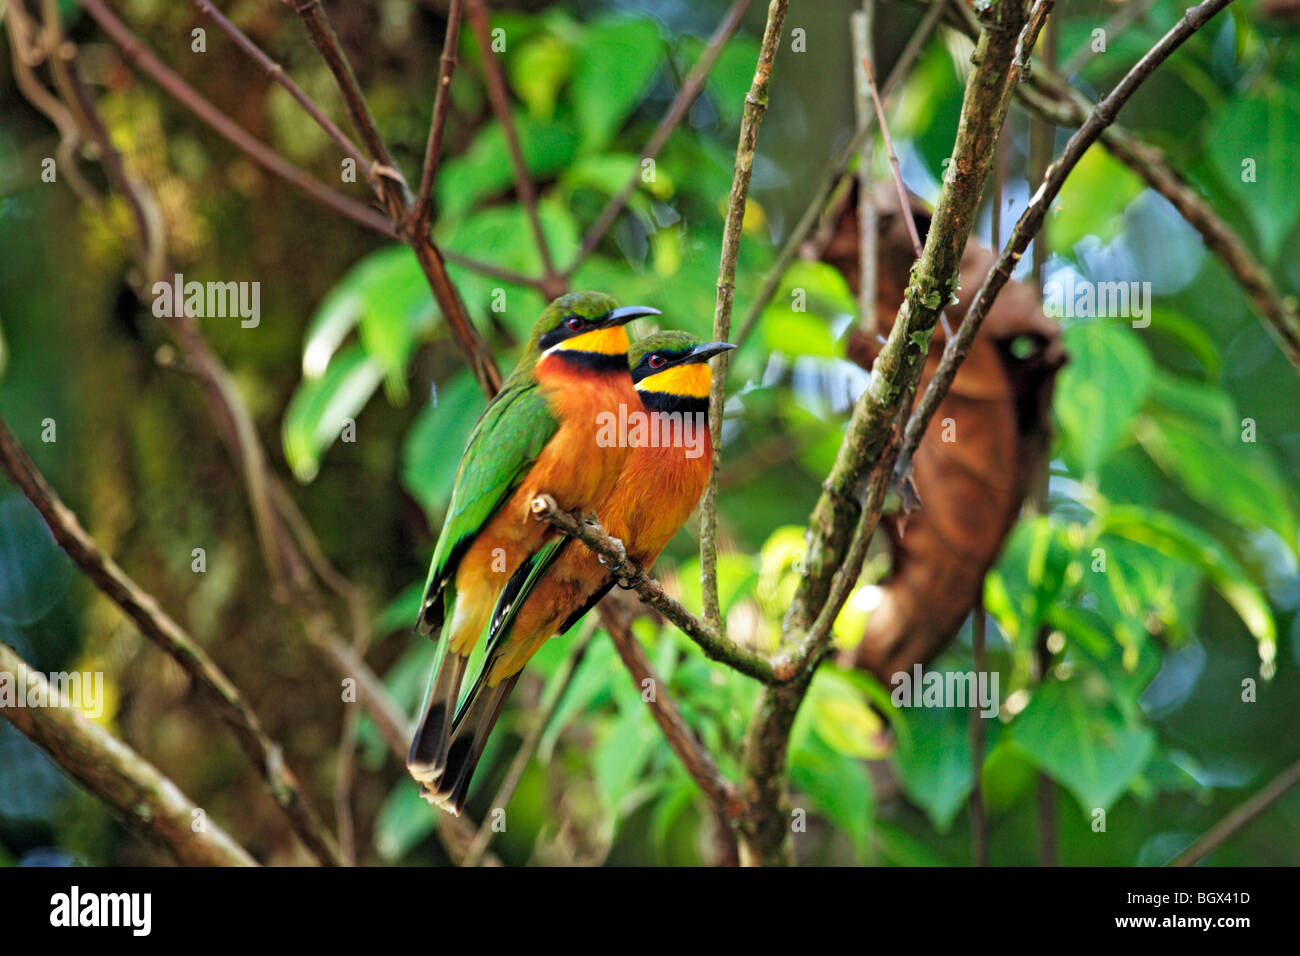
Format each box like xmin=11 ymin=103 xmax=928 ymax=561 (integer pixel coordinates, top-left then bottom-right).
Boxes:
xmin=598 ymin=534 xmax=628 ymax=577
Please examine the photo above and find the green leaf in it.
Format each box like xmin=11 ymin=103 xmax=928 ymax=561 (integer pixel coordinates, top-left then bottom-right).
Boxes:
xmin=1054 ymin=320 xmax=1154 ymax=474
xmin=571 ymin=17 xmax=662 ymax=151
xmin=1054 ymin=145 xmax=1144 ymax=249
xmin=373 ymin=780 xmax=436 ymax=862
xmin=282 ymin=345 xmax=384 ymax=483
xmin=701 ymin=35 xmax=761 ymax=129
xmin=437 ymin=117 xmax=578 ymax=220
xmin=594 ymin=706 xmax=659 ymax=813
xmin=0 ymin=496 xmax=71 ymax=626
xmin=1134 ymin=411 xmax=1297 ymax=546
xmin=402 ymin=371 xmax=488 ymax=516
xmin=789 ymin=735 xmax=874 ymax=862
xmin=799 ymin=668 xmax=887 ymax=759
xmin=1010 ymin=678 xmax=1155 ymax=812
xmin=892 ymin=703 xmax=973 ymax=832
xmin=1205 ymin=88 xmax=1300 ymax=261
xmin=354 ymin=248 xmax=435 ymax=403
xmin=302 ymin=245 xmax=427 ymax=380
xmin=1100 ymin=505 xmax=1277 ymax=665
xmin=508 ymin=32 xmax=572 ymax=120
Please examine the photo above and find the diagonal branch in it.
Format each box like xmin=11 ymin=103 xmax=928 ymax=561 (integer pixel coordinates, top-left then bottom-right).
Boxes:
xmin=0 ymin=641 xmax=258 ymax=867
xmin=0 ymin=416 xmax=343 ymax=866
xmin=1170 ymin=753 xmax=1300 ymax=866
xmin=531 ymin=495 xmax=782 ymax=684
xmin=566 ymin=0 xmax=755 ymax=277
xmin=466 ymin=0 xmax=561 ymax=297
xmin=597 ymin=602 xmax=745 ymax=827
xmin=903 ymin=0 xmax=1237 ymax=467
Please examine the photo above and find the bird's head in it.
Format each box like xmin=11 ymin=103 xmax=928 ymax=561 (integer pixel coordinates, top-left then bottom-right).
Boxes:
xmin=629 ymin=331 xmax=736 ymax=411
xmin=529 ymin=292 xmax=660 ymax=362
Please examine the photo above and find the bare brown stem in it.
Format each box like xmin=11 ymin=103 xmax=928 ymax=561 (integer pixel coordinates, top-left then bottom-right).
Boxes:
xmin=700 ymin=0 xmax=790 ymax=633
xmin=466 ymin=0 xmax=561 ymax=296
xmin=0 ymin=642 xmax=258 ymax=867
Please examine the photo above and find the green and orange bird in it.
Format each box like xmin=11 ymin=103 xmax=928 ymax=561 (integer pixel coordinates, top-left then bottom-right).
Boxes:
xmin=429 ymin=332 xmax=735 ymax=814
xmin=407 ymin=292 xmax=659 ymax=808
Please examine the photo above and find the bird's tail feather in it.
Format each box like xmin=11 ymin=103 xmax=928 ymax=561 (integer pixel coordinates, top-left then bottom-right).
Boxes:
xmin=428 ymin=672 xmax=521 ymax=816
xmin=407 ymin=648 xmax=469 ymax=784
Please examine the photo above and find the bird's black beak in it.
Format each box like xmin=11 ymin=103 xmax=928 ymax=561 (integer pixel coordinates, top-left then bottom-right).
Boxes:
xmin=683 ymin=341 xmax=737 ymax=364
xmin=604 ymin=305 xmax=661 ymax=327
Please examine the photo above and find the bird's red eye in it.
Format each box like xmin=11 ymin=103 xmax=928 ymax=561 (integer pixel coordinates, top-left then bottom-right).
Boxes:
xmin=648 ymin=354 xmax=666 ymax=369
xmin=565 ymin=316 xmax=585 ymax=332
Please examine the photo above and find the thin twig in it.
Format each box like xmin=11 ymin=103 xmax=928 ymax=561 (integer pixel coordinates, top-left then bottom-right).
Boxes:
xmin=0 ymin=417 xmax=344 ymax=866
xmin=902 ymin=0 xmax=1237 ymax=468
xmin=700 ymin=0 xmax=790 ymax=633
xmin=466 ymin=0 xmax=560 ymax=296
xmin=0 ymin=642 xmax=259 ymax=867
xmin=1170 ymin=754 xmax=1300 ymax=866
xmin=566 ymin=0 xmax=755 ymax=276
xmin=733 ymin=0 xmax=947 ymax=348
xmin=530 ymin=495 xmax=782 ymax=684
xmin=862 ymin=55 xmax=921 ymax=258
xmin=970 ymin=593 xmax=988 ymax=866
xmin=851 ymin=3 xmax=879 ymax=334
xmin=189 ymin=0 xmax=374 ymax=186
xmin=283 ymin=0 xmax=409 ymax=208
xmin=413 ymin=0 xmax=465 ymax=231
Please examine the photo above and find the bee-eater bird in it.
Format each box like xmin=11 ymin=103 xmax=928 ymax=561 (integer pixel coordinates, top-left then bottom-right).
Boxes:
xmin=407 ymin=292 xmax=659 ymax=801
xmin=429 ymin=331 xmax=735 ymax=814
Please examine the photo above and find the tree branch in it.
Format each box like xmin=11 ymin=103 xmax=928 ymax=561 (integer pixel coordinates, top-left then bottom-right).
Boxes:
xmin=530 ymin=495 xmax=782 ymax=684
xmin=903 ymin=0 xmax=1237 ymax=468
xmin=1170 ymin=753 xmax=1300 ymax=866
xmin=413 ymin=0 xmax=465 ymax=231
xmin=0 ymin=417 xmax=343 ymax=866
xmin=0 ymin=641 xmax=258 ymax=867
xmin=466 ymin=0 xmax=561 ymax=297
xmin=700 ymin=0 xmax=790 ymax=632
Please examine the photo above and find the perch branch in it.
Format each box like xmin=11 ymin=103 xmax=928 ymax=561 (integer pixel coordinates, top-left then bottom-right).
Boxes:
xmin=531 ymin=496 xmax=781 ymax=684
xmin=0 ymin=642 xmax=258 ymax=867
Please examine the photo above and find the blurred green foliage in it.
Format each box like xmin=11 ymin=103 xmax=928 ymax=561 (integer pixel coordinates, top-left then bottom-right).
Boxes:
xmin=1 ymin=0 xmax=1298 ymax=866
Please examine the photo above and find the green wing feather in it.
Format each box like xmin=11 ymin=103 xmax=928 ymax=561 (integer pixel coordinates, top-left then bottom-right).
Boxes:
xmin=484 ymin=535 xmax=571 ymax=653
xmin=417 ymin=378 xmax=558 ymax=634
